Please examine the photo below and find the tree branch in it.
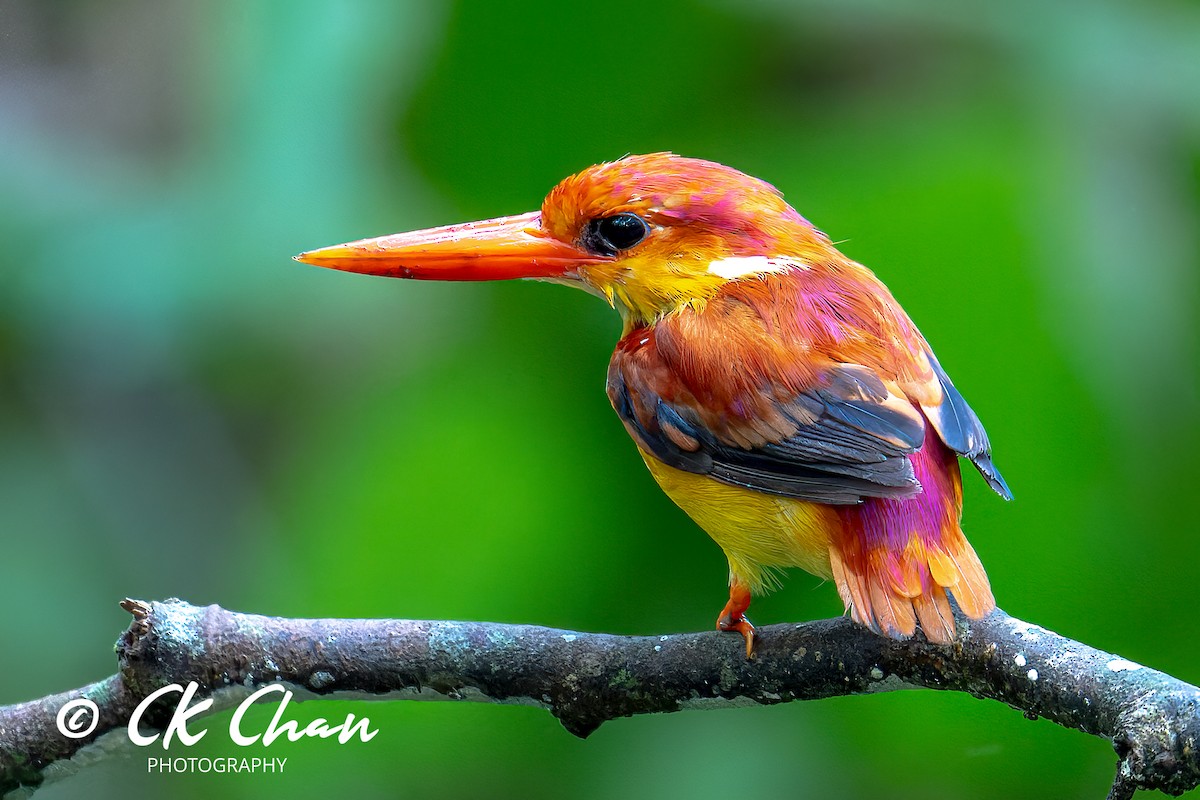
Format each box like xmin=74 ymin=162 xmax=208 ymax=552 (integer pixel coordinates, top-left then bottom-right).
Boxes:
xmin=1 ymin=599 xmax=1197 ymax=798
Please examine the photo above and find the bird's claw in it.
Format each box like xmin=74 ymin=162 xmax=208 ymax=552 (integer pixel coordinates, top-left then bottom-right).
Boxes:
xmin=717 ymin=613 xmax=756 ymax=658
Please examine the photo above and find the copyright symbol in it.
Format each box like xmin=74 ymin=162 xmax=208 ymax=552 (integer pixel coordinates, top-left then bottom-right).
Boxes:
xmin=56 ymin=698 xmax=99 ymax=739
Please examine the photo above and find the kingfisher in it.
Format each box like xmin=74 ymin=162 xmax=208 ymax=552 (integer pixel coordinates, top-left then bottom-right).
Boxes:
xmin=296 ymin=153 xmax=1011 ymax=654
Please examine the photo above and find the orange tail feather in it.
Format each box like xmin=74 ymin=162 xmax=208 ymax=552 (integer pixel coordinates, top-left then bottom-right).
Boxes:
xmin=831 ymin=427 xmax=994 ymax=644
xmin=830 ymin=534 xmax=993 ymax=644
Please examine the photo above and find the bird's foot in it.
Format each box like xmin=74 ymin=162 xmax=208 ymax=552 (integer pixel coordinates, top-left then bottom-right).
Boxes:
xmin=717 ymin=611 xmax=756 ymax=658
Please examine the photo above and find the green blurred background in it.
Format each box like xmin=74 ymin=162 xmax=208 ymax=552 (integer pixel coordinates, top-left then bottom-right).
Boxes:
xmin=2 ymin=1 xmax=1198 ymax=798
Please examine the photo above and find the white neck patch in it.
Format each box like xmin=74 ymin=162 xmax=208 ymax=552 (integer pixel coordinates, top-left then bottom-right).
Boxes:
xmin=706 ymin=256 xmax=805 ymax=280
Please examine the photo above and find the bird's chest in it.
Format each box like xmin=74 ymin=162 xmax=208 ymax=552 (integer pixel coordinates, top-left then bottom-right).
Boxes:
xmin=635 ymin=447 xmax=837 ymax=588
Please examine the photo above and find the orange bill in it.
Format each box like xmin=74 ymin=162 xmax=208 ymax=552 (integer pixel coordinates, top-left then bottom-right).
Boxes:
xmin=294 ymin=211 xmax=609 ymax=281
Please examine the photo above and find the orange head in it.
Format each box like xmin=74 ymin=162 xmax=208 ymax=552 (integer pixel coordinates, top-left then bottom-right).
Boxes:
xmin=296 ymin=153 xmax=832 ymax=325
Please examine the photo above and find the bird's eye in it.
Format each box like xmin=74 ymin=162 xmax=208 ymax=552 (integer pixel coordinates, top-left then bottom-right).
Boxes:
xmin=583 ymin=213 xmax=651 ymax=257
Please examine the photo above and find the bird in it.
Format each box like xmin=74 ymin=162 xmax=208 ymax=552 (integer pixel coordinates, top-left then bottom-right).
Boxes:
xmin=295 ymin=153 xmax=1011 ymax=655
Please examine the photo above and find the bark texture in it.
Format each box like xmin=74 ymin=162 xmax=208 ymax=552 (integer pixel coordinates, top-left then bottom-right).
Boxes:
xmin=1 ymin=599 xmax=1196 ymax=798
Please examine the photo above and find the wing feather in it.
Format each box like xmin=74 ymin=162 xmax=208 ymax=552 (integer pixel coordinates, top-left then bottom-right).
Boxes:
xmin=607 ymin=272 xmax=1009 ymax=505
xmin=915 ymin=351 xmax=1012 ymax=500
xmin=609 ymin=346 xmax=924 ymax=505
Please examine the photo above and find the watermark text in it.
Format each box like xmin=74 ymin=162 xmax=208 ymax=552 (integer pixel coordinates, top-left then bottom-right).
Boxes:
xmin=147 ymin=756 xmax=288 ymax=774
